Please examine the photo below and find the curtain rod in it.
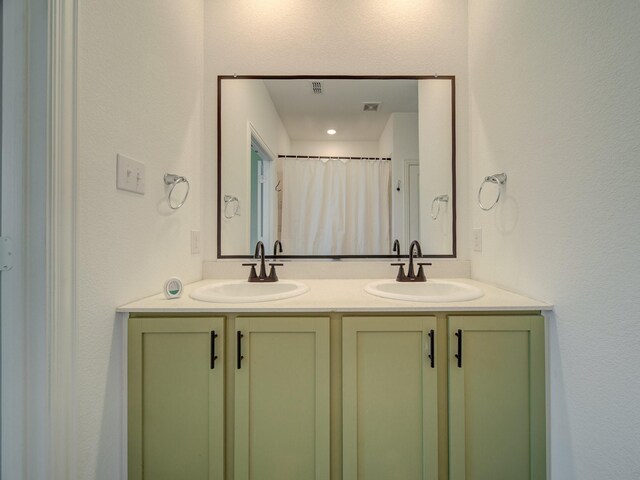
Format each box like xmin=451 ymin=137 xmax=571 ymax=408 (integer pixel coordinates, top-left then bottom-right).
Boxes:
xmin=278 ymin=155 xmax=391 ymax=161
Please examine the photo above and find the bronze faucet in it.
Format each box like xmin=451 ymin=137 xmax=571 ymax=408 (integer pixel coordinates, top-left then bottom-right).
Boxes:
xmin=391 ymin=240 xmax=431 ymax=282
xmin=256 ymin=241 xmax=269 ymax=280
xmin=392 ymin=239 xmax=401 ymax=259
xmin=269 ymin=240 xmax=284 ymax=281
xmin=391 ymin=239 xmax=407 ymax=281
xmin=243 ymin=240 xmax=282 ymax=282
xmin=407 ymin=240 xmax=421 ymax=279
xmin=273 ymin=240 xmax=283 ymax=257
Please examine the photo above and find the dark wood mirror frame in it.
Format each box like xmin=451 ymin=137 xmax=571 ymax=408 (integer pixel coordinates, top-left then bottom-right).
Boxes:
xmin=217 ymin=75 xmax=457 ymax=260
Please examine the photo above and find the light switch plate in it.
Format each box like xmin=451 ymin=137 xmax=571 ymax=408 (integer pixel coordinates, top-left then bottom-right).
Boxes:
xmin=191 ymin=230 xmax=201 ymax=254
xmin=473 ymin=228 xmax=483 ymax=252
xmin=116 ymin=154 xmax=145 ymax=194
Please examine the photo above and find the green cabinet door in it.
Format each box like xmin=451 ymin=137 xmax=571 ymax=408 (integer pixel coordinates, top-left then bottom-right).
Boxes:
xmin=128 ymin=317 xmax=225 ymax=480
xmin=342 ymin=316 xmax=439 ymax=480
xmin=448 ymin=315 xmax=546 ymax=480
xmin=234 ymin=316 xmax=330 ymax=480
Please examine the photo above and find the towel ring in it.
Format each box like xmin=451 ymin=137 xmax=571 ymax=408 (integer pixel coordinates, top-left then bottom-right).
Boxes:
xmin=164 ymin=173 xmax=190 ymax=210
xmin=431 ymin=194 xmax=449 ymax=220
xmin=477 ymin=173 xmax=507 ymax=211
xmin=224 ymin=195 xmax=240 ymax=219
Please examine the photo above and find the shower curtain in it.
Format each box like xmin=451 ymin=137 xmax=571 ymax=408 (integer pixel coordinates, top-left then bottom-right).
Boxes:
xmin=280 ymin=157 xmax=391 ymax=255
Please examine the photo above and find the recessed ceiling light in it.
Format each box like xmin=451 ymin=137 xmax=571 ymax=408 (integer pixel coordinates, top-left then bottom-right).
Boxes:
xmin=327 ymin=129 xmax=337 ymax=135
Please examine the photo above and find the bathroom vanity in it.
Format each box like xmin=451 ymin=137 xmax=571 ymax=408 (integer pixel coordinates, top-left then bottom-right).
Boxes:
xmin=119 ymin=278 xmax=550 ymax=480
xmin=117 ymin=74 xmax=551 ymax=480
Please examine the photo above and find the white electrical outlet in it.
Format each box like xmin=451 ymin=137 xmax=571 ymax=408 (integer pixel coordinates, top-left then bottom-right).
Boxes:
xmin=116 ymin=154 xmax=145 ymax=194
xmin=473 ymin=228 xmax=483 ymax=252
xmin=191 ymin=230 xmax=201 ymax=254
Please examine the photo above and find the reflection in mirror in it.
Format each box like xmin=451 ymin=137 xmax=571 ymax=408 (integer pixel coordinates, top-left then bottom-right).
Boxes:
xmin=218 ymin=76 xmax=456 ymax=258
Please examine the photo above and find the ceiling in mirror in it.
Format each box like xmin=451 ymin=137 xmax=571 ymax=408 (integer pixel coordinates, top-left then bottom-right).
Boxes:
xmin=262 ymin=79 xmax=418 ymax=141
xmin=217 ymin=76 xmax=456 ymax=259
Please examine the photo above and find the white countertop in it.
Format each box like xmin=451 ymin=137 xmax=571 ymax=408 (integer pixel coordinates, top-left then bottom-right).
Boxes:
xmin=117 ymin=278 xmax=552 ymax=314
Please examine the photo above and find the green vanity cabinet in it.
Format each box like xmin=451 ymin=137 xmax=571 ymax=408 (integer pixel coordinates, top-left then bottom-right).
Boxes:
xmin=234 ymin=316 xmax=331 ymax=480
xmin=342 ymin=316 xmax=440 ymax=480
xmin=448 ymin=315 xmax=546 ymax=480
xmin=126 ymin=312 xmax=546 ymax=480
xmin=128 ymin=317 xmax=225 ymax=480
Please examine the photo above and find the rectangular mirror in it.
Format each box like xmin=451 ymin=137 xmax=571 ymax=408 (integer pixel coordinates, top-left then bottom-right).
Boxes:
xmin=217 ymin=75 xmax=456 ymax=258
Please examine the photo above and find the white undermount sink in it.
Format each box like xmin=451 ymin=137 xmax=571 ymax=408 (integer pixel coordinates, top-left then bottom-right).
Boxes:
xmin=190 ymin=280 xmax=309 ymax=303
xmin=365 ymin=279 xmax=483 ymax=303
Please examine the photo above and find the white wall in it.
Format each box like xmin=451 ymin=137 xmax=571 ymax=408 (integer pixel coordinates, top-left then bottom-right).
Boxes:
xmin=379 ymin=114 xmax=394 ymax=158
xmin=419 ymin=80 xmax=453 ymax=254
xmin=220 ymin=79 xmax=290 ymax=254
xmin=468 ymin=1 xmax=640 ymax=478
xmin=204 ymin=0 xmax=470 ymax=261
xmin=76 ymin=0 xmax=204 ymax=478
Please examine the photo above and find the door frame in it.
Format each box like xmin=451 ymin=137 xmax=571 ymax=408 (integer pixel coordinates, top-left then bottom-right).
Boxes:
xmin=1 ymin=0 xmax=28 ymax=476
xmin=403 ymin=158 xmax=420 ymax=246
xmin=248 ymin=123 xmax=276 ymax=249
xmin=48 ymin=0 xmax=79 ymax=479
xmin=0 ymin=0 xmax=80 ymax=478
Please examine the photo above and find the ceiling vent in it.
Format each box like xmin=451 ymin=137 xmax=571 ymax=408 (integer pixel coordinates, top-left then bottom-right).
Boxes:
xmin=310 ymin=81 xmax=323 ymax=94
xmin=363 ymin=102 xmax=381 ymax=112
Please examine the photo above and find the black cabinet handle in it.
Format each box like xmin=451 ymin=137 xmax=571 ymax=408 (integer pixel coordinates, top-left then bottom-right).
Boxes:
xmin=427 ymin=330 xmax=435 ymax=368
xmin=210 ymin=331 xmax=219 ymax=369
xmin=454 ymin=329 xmax=463 ymax=368
xmin=237 ymin=331 xmax=244 ymax=369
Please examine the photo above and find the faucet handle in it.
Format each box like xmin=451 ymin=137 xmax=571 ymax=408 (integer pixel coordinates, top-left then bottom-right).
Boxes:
xmin=268 ymin=263 xmax=283 ymax=282
xmin=416 ymin=262 xmax=432 ymax=282
xmin=391 ymin=263 xmax=408 ymax=282
xmin=242 ymin=263 xmax=258 ymax=282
